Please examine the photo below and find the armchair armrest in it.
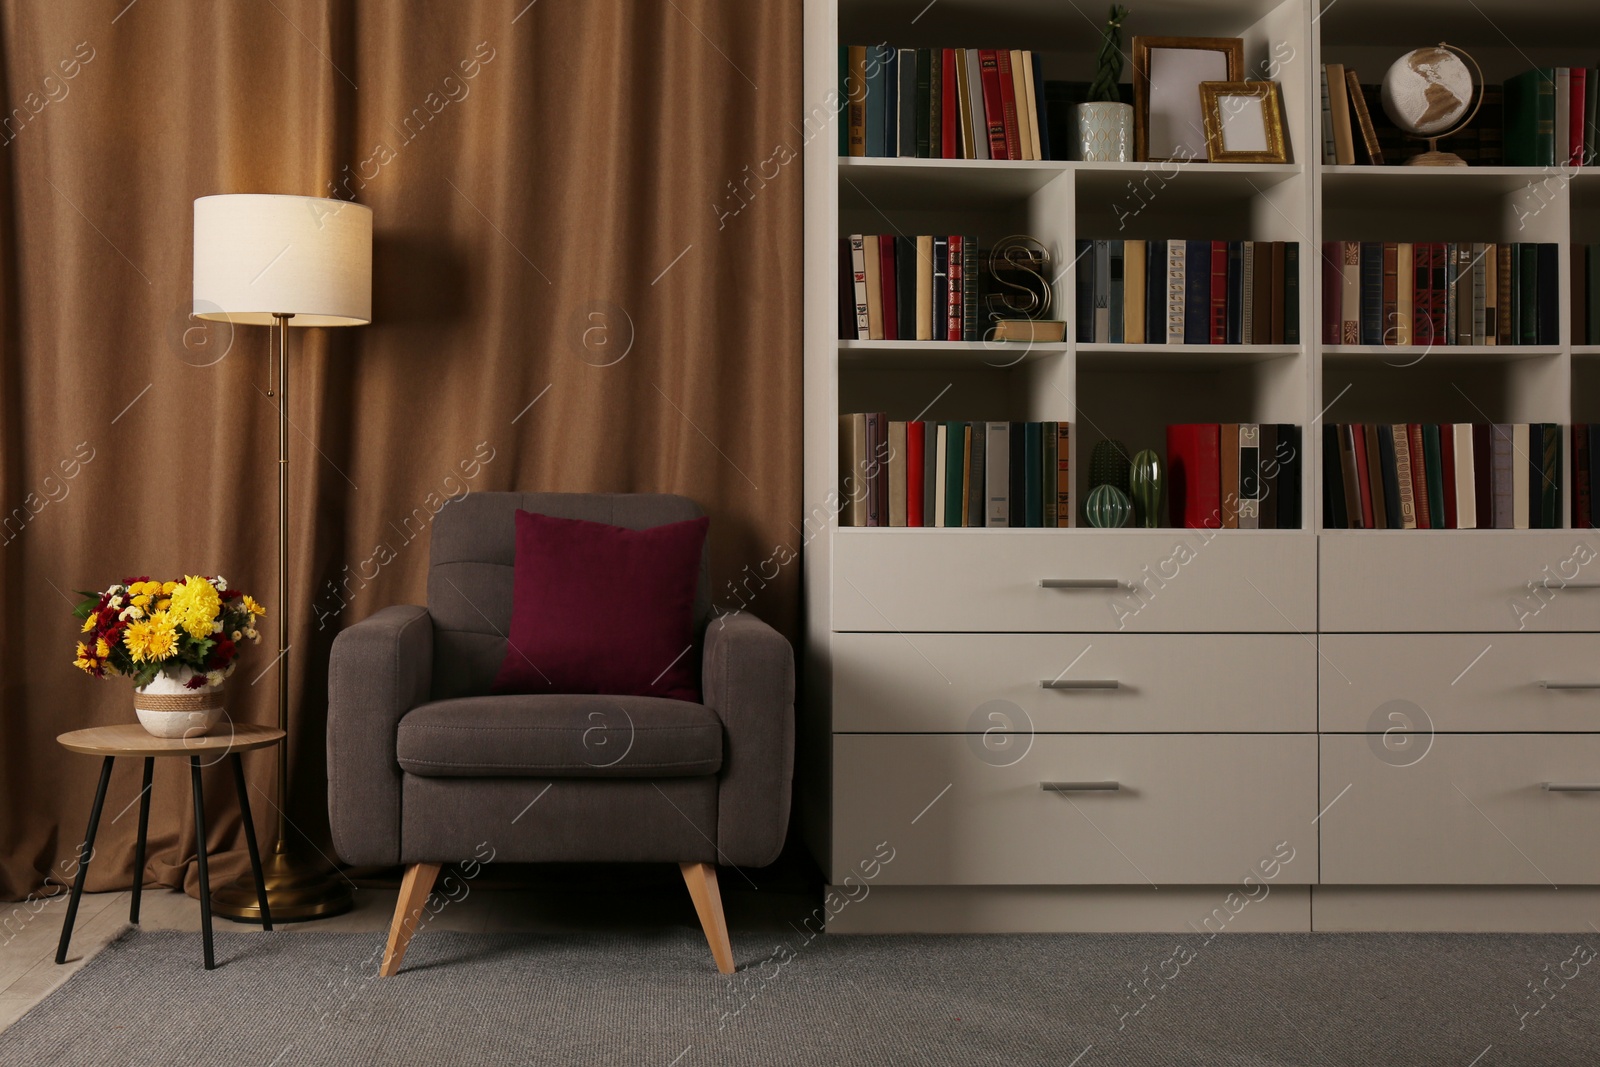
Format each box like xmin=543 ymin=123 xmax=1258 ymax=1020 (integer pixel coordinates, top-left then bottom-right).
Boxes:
xmin=327 ymin=604 xmax=433 ymax=866
xmin=702 ymin=611 xmax=794 ymax=867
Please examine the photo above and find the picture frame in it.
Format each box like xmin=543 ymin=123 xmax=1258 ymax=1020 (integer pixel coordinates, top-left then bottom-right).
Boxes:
xmin=1200 ymin=81 xmax=1289 ymax=164
xmin=1131 ymin=36 xmax=1244 ymax=162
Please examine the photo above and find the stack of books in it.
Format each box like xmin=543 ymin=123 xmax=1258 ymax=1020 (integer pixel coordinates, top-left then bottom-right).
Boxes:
xmin=1076 ymin=240 xmax=1300 ymax=345
xmin=840 ymin=235 xmax=983 ymax=341
xmin=1322 ymin=423 xmax=1563 ymax=530
xmin=1166 ymin=424 xmax=1303 ymax=530
xmin=1320 ymin=242 xmax=1559 ymax=346
xmin=1504 ymin=67 xmax=1596 ymax=168
xmin=842 ymin=46 xmax=1049 ymax=160
xmin=839 ymin=416 xmax=1070 ymax=527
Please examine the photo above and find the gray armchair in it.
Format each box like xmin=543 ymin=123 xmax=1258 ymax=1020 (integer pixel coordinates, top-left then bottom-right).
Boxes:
xmin=327 ymin=492 xmax=794 ymax=975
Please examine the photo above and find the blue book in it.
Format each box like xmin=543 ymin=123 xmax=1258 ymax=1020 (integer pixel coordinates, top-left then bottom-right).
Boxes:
xmin=865 ymin=46 xmax=889 ymax=157
xmin=897 ymin=49 xmax=917 ymax=157
xmin=1226 ymin=241 xmax=1244 ymax=344
xmin=1183 ymin=240 xmax=1210 ymax=344
xmin=1024 ymin=423 xmax=1044 ymax=527
xmin=1075 ymin=240 xmax=1095 ymax=343
xmin=1032 ymin=53 xmax=1051 ymax=161
xmin=1108 ymin=241 xmax=1125 ymax=344
xmin=882 ymin=50 xmax=898 ymax=157
xmin=1359 ymin=242 xmax=1383 ymax=345
xmin=1146 ymin=242 xmax=1165 ymax=344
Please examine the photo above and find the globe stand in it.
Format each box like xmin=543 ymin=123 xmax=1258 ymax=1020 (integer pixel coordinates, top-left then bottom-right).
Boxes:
xmin=1397 ymin=42 xmax=1482 ymax=169
xmin=1407 ymin=139 xmax=1468 ymax=168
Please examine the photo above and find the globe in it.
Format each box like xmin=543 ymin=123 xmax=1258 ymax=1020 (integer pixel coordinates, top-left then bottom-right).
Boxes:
xmin=1380 ymin=46 xmax=1475 ymax=137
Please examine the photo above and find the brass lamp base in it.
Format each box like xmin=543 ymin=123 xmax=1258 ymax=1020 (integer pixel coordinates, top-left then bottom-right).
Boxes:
xmin=211 ymin=846 xmax=353 ymax=923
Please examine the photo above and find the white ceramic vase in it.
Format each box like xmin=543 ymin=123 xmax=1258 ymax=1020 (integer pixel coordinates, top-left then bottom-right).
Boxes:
xmin=134 ymin=667 xmax=225 ymax=738
xmin=1076 ymin=101 xmax=1132 ymax=163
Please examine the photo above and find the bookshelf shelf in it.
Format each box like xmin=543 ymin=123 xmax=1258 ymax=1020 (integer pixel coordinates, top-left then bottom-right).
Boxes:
xmin=1322 ymin=345 xmax=1563 ymax=362
xmin=1077 ymin=343 xmax=1301 ymax=367
xmin=838 ymin=339 xmax=1066 ymax=367
xmin=838 ymin=157 xmax=1068 ymax=208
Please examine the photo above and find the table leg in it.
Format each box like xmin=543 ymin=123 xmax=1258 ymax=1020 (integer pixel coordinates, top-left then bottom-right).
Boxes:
xmin=230 ymin=753 xmax=272 ymax=931
xmin=189 ymin=756 xmax=215 ymax=970
xmin=55 ymin=756 xmax=114 ymax=965
xmin=130 ymin=757 xmax=153 ymax=924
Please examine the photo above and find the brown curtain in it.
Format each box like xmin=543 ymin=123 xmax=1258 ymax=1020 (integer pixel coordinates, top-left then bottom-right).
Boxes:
xmin=0 ymin=0 xmax=801 ymax=900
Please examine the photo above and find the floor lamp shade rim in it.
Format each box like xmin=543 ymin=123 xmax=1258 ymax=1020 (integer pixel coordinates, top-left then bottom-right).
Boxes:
xmin=192 ymin=194 xmax=372 ymax=327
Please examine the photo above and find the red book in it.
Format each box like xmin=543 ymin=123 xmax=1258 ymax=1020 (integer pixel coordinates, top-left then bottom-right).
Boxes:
xmin=1575 ymin=423 xmax=1592 ymax=528
xmin=1471 ymin=424 xmax=1494 ymax=527
xmin=878 ymin=237 xmax=898 ymax=341
xmin=1210 ymin=241 xmax=1228 ymax=344
xmin=906 ymin=421 xmax=926 ymax=527
xmin=941 ymin=49 xmax=958 ymax=158
xmin=946 ymin=235 xmax=964 ymax=341
xmin=1412 ymin=243 xmax=1432 ymax=346
xmin=1428 ymin=242 xmax=1448 ymax=344
xmin=1352 ymin=424 xmax=1375 ymax=530
xmin=1572 ymin=68 xmax=1588 ymax=167
xmin=1321 ymin=242 xmax=1343 ymax=345
xmin=1439 ymin=423 xmax=1457 ymax=529
xmin=1408 ymin=423 xmax=1431 ymax=529
xmin=978 ymin=51 xmax=1008 ymax=160
xmin=1166 ymin=423 xmax=1222 ymax=529
xmin=995 ymin=49 xmax=1020 ymax=160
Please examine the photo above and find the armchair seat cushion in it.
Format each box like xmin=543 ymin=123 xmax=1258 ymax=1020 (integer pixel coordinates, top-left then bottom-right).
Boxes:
xmin=395 ymin=694 xmax=723 ymax=779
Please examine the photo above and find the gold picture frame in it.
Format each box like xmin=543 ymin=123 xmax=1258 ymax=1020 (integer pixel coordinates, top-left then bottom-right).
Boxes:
xmin=1132 ymin=36 xmax=1244 ymax=162
xmin=1200 ymin=81 xmax=1289 ymax=164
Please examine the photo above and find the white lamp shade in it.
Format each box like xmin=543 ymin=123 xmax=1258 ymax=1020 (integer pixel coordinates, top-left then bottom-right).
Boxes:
xmin=193 ymin=194 xmax=372 ymax=326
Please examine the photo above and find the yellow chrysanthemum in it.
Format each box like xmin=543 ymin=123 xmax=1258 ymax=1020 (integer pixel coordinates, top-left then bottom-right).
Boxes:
xmin=155 ymin=597 xmax=170 ymax=610
xmin=241 ymin=595 xmax=267 ymax=618
xmin=124 ymin=612 xmax=179 ymax=663
xmin=95 ymin=637 xmax=110 ymax=658
xmin=167 ymin=576 xmax=221 ymax=639
xmin=75 ymin=641 xmax=88 ymax=658
xmin=131 ymin=594 xmax=151 ymax=607
xmin=80 ymin=615 xmax=95 ymax=633
xmin=162 ymin=581 xmax=178 ymax=594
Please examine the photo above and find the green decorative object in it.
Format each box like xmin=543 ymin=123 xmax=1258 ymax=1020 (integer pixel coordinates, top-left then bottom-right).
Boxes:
xmin=1088 ymin=439 xmax=1131 ymax=493
xmin=1129 ymin=449 xmax=1164 ymax=528
xmin=1084 ymin=484 xmax=1133 ymax=528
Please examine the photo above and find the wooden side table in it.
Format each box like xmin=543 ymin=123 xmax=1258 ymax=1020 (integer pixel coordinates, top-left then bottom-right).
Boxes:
xmin=55 ymin=722 xmax=284 ymax=970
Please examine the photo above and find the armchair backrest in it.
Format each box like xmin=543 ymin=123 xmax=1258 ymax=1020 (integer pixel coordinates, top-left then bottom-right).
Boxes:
xmin=427 ymin=492 xmax=710 ymax=700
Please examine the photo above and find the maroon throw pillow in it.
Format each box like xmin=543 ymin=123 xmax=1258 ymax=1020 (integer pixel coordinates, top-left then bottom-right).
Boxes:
xmin=491 ymin=510 xmax=708 ymax=702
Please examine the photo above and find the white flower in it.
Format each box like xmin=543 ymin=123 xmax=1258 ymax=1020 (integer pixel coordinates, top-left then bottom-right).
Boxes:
xmin=231 ymin=630 xmax=242 ymax=641
xmin=206 ymin=670 xmax=225 ymax=687
xmin=214 ymin=577 xmax=227 ymax=591
xmin=109 ymin=595 xmax=123 ymax=608
xmin=246 ymin=628 xmax=260 ymax=641
xmin=126 ymin=606 xmax=143 ymax=620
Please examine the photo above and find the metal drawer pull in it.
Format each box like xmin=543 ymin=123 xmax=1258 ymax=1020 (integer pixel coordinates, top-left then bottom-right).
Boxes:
xmin=1039 ymin=578 xmax=1123 ymax=590
xmin=1041 ymin=679 xmax=1120 ymax=690
xmin=1040 ymin=781 xmax=1120 ymax=792
xmin=1539 ymin=580 xmax=1600 ymax=589
xmin=1539 ymin=682 xmax=1600 ymax=690
xmin=1543 ymin=782 xmax=1600 ymax=792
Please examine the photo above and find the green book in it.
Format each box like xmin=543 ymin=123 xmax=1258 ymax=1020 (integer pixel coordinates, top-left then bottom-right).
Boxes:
xmin=1503 ymin=68 xmax=1556 ymax=167
xmin=1541 ymin=423 xmax=1562 ymax=529
xmin=1423 ymin=424 xmax=1445 ymax=528
xmin=1519 ymin=243 xmax=1539 ymax=345
xmin=944 ymin=419 xmax=965 ymax=527
xmin=914 ymin=49 xmax=933 ymax=159
xmin=1024 ymin=423 xmax=1043 ymax=527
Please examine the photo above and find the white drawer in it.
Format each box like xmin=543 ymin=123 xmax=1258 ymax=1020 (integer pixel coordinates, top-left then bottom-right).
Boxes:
xmin=834 ymin=632 xmax=1316 ymax=732
xmin=1320 ymin=734 xmax=1600 ymax=885
xmin=1321 ymin=634 xmax=1600 ymax=732
xmin=832 ymin=530 xmax=1316 ymax=633
xmin=833 ymin=734 xmax=1318 ymax=885
xmin=1320 ymin=532 xmax=1600 ymax=633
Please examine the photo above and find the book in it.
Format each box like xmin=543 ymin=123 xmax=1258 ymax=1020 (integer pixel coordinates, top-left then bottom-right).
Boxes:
xmin=1210 ymin=241 xmax=1228 ymax=345
xmin=1285 ymin=243 xmax=1300 ymax=345
xmin=1226 ymin=241 xmax=1244 ymax=345
xmin=1407 ymin=423 xmax=1430 ymax=529
xmin=1556 ymin=69 xmax=1571 ymax=169
xmin=1484 ymin=243 xmax=1498 ymax=344
xmin=1043 ymin=422 xmax=1058 ymax=527
xmin=932 ymin=236 xmax=949 ymax=341
xmin=996 ymin=49 xmax=1021 ymax=160
xmin=915 ymin=235 xmax=934 ymax=340
xmin=1185 ymin=240 xmax=1211 ymax=344
xmin=1056 ymin=423 xmax=1071 ymax=527
xmin=1093 ymin=240 xmax=1111 ymax=343
xmin=941 ymin=49 xmax=959 ymax=158
xmin=1504 ymin=68 xmax=1556 ymax=167
xmin=838 ymin=239 xmax=857 ymax=340
xmin=922 ymin=421 xmax=937 ymax=526
xmin=1454 ymin=424 xmax=1477 ymax=529
xmin=1490 ymin=424 xmax=1513 ymax=529
xmin=1009 ymin=422 xmax=1027 ymax=527
xmin=1341 ymin=425 xmax=1365 ymax=528
xmin=1423 ymin=424 xmax=1445 ymax=530
xmin=906 ymin=421 xmax=925 ymax=527
xmin=849 ymin=235 xmax=870 ymax=337
xmin=864 ymin=412 xmax=885 ymax=526
xmin=1324 ymin=424 xmax=1348 ymax=529
xmin=1320 ymin=66 xmax=1336 ymax=164
xmin=863 ymin=236 xmax=883 ymax=340
xmin=963 ymin=50 xmax=989 ymax=160
xmin=1377 ymin=425 xmax=1402 ymax=529
xmin=1390 ymin=425 xmax=1417 ymax=529
xmin=1341 ymin=241 xmax=1361 ymax=344
xmin=978 ymin=50 xmax=1006 ymax=159
xmin=961 ymin=236 xmax=980 ymax=341
xmin=1024 ymin=423 xmax=1043 ymax=527
xmin=1146 ymin=240 xmax=1165 ymax=343
xmin=1537 ymin=243 xmax=1559 ymax=345
xmin=1347 ymin=69 xmax=1383 ymax=164
xmin=839 ymin=414 xmax=867 ymax=526
xmin=1167 ymin=423 xmax=1222 ymax=529
xmin=1008 ymin=50 xmax=1032 ymax=160
xmin=1395 ymin=243 xmax=1414 ymax=345
xmin=897 ymin=48 xmax=917 ymax=157
xmin=878 ymin=237 xmax=898 ymax=340
xmin=1021 ymin=51 xmax=1043 ymax=160
xmin=1032 ymin=54 xmax=1051 ymax=161
xmin=1359 ymin=242 xmax=1383 ymax=346
xmin=1439 ymin=423 xmax=1457 ymax=529
xmin=966 ymin=422 xmax=985 ymax=527
xmin=928 ymin=48 xmax=942 ymax=160
xmin=1254 ymin=240 xmax=1275 ymax=345
xmin=1125 ymin=240 xmax=1147 ymax=344
xmin=1540 ymin=423 xmax=1561 ymax=530
xmin=1220 ymin=423 xmax=1240 ymax=528
xmin=1576 ymin=424 xmax=1592 ymax=529
xmin=1351 ymin=424 xmax=1374 ymax=529
xmin=1260 ymin=423 xmax=1279 ymax=529
xmin=1380 ymin=243 xmax=1399 ymax=346
xmin=946 ymin=235 xmax=964 ymax=341
xmin=1167 ymin=239 xmax=1186 ymax=344
xmin=1238 ymin=423 xmax=1260 ymax=529
xmin=1326 ymin=63 xmax=1356 ymax=165
xmin=1364 ymin=423 xmax=1388 ymax=530
xmin=1244 ymin=241 xmax=1258 ymax=343
xmin=1110 ymin=241 xmax=1126 ymax=344
xmin=865 ymin=45 xmax=889 ymax=157
xmin=895 ymin=236 xmax=917 ymax=340
xmin=1278 ymin=425 xmax=1302 ymax=528
xmin=1498 ymin=244 xmax=1514 ymax=346
xmin=1320 ymin=242 xmax=1340 ymax=345
xmin=985 ymin=421 xmax=1009 ymax=526
xmin=1075 ymin=240 xmax=1094 ymax=343
xmin=888 ymin=421 xmax=908 ymax=525
xmin=943 ymin=421 xmax=964 ymax=527
xmin=847 ymin=46 xmax=868 ymax=156
xmin=1574 ymin=68 xmax=1589 ymax=167
xmin=1511 ymin=423 xmax=1530 ymax=529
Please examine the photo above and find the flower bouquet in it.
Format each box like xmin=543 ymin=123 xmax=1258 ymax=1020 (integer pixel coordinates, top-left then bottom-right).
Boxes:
xmin=73 ymin=576 xmax=266 ymax=737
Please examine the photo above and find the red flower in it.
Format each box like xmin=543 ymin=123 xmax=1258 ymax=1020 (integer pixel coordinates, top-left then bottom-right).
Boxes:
xmin=206 ymin=638 xmax=236 ymax=670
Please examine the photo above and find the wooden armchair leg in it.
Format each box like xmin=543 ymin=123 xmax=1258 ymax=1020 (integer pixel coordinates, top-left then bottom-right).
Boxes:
xmin=680 ymin=861 xmax=735 ymax=974
xmin=381 ymin=862 xmax=442 ymax=977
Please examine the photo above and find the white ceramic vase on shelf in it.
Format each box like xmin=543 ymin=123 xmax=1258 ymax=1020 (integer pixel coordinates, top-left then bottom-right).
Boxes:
xmin=1076 ymin=101 xmax=1132 ymax=163
xmin=134 ymin=667 xmax=225 ymax=738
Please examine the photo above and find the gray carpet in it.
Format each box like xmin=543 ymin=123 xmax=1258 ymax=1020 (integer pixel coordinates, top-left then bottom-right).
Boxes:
xmin=3 ymin=927 xmax=1596 ymax=1065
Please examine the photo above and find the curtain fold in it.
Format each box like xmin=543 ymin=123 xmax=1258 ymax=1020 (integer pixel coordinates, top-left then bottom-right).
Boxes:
xmin=0 ymin=0 xmax=800 ymax=900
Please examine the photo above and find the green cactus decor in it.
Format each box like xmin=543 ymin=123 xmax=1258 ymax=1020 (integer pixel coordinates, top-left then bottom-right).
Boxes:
xmin=1085 ymin=484 xmax=1133 ymax=528
xmin=1129 ymin=449 xmax=1164 ymax=528
xmin=1088 ymin=439 xmax=1131 ymax=493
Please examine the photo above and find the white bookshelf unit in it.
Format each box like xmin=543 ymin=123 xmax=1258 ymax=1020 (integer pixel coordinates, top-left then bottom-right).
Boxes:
xmin=802 ymin=0 xmax=1600 ymax=932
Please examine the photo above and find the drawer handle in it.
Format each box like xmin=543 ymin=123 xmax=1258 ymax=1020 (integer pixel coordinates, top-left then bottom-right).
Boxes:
xmin=1544 ymin=782 xmax=1600 ymax=792
xmin=1539 ymin=682 xmax=1600 ymax=690
xmin=1041 ymin=679 xmax=1121 ymax=690
xmin=1539 ymin=581 xmax=1600 ymax=589
xmin=1040 ymin=781 xmax=1120 ymax=792
xmin=1039 ymin=578 xmax=1124 ymax=590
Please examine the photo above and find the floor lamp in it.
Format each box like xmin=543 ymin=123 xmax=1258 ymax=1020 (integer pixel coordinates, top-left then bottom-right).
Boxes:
xmin=191 ymin=194 xmax=372 ymax=921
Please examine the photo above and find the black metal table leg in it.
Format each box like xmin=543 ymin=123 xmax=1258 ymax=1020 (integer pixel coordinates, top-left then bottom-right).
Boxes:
xmin=130 ymin=757 xmax=153 ymax=924
xmin=230 ymin=753 xmax=272 ymax=931
xmin=189 ymin=756 xmax=215 ymax=970
xmin=56 ymin=756 xmax=114 ymax=965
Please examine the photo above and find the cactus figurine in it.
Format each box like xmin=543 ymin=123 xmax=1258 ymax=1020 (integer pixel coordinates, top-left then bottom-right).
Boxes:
xmin=1088 ymin=439 xmax=1131 ymax=493
xmin=1129 ymin=449 xmax=1163 ymax=528
xmin=1084 ymin=484 xmax=1133 ymax=528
